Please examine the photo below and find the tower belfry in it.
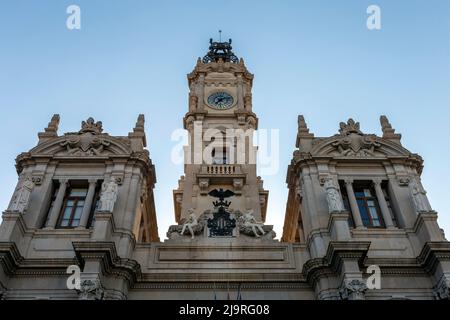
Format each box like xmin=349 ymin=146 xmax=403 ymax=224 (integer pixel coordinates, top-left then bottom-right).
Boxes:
xmin=170 ymin=38 xmax=272 ymax=240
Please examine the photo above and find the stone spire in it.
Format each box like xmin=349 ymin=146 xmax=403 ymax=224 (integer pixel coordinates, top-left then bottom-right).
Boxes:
xmin=296 ymin=115 xmax=314 ymax=148
xmin=380 ymin=115 xmax=401 ymax=143
xmin=38 ymin=114 xmax=60 ymax=143
xmin=128 ymin=114 xmax=147 ymax=149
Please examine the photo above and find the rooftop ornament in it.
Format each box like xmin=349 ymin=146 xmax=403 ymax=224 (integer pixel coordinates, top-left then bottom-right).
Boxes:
xmin=202 ymin=32 xmax=239 ymax=64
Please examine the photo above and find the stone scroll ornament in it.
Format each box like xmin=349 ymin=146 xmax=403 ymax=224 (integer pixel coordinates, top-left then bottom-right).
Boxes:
xmin=98 ymin=179 xmax=118 ymax=212
xmin=8 ymin=177 xmax=34 ymax=213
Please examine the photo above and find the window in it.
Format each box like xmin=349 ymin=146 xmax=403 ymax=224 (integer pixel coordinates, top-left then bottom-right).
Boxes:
xmin=57 ymin=185 xmax=88 ymax=228
xmin=353 ymin=183 xmax=384 ymax=228
xmin=212 ymin=147 xmax=229 ymax=164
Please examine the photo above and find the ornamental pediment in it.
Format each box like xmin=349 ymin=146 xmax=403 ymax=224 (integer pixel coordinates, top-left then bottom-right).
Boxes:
xmin=309 ymin=119 xmax=411 ymax=158
xmin=29 ymin=118 xmax=132 ymax=157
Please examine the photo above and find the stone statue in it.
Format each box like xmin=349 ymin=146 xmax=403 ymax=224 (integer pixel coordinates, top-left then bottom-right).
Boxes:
xmin=99 ymin=179 xmax=118 ymax=212
xmin=410 ymin=178 xmax=432 ymax=212
xmin=324 ymin=177 xmax=345 ymax=213
xmin=241 ymin=209 xmax=266 ymax=237
xmin=180 ymin=208 xmax=198 ymax=239
xmin=9 ymin=177 xmax=34 ymax=213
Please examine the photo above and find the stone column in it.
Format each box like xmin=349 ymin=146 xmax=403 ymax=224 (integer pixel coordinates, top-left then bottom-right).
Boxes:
xmin=45 ymin=179 xmax=68 ymax=228
xmin=373 ymin=179 xmax=395 ymax=229
xmin=344 ymin=179 xmax=364 ymax=229
xmin=78 ymin=179 xmax=97 ymax=229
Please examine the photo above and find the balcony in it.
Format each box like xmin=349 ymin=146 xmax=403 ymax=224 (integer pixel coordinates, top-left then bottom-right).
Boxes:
xmin=205 ymin=164 xmax=237 ymax=175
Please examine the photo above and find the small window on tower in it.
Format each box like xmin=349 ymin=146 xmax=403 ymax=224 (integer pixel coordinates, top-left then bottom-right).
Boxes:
xmin=212 ymin=147 xmax=229 ymax=164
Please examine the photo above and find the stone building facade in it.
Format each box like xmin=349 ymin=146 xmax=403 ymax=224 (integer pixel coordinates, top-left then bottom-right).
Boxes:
xmin=0 ymin=40 xmax=449 ymax=300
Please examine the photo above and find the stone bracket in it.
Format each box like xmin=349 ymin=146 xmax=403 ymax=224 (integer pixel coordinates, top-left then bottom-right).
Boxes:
xmin=302 ymin=241 xmax=371 ymax=286
xmin=72 ymin=241 xmax=142 ymax=286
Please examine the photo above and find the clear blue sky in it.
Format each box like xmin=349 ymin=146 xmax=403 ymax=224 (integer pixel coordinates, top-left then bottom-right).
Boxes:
xmin=0 ymin=0 xmax=449 ymax=240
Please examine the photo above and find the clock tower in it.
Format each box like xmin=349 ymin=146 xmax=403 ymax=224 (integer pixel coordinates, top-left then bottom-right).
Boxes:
xmin=171 ymin=38 xmax=270 ymax=238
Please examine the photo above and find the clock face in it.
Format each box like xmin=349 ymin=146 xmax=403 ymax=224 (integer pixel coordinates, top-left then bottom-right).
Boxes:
xmin=207 ymin=92 xmax=234 ymax=110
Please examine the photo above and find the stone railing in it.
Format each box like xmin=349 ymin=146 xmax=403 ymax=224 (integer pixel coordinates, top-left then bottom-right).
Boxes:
xmin=205 ymin=165 xmax=237 ymax=175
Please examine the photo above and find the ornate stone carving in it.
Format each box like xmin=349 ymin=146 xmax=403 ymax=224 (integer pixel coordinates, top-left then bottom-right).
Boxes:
xmin=238 ymin=209 xmax=266 ymax=237
xmin=185 ymin=115 xmax=196 ymax=131
xmin=246 ymin=116 xmax=257 ymax=129
xmin=233 ymin=178 xmax=243 ymax=194
xmin=199 ymin=178 xmax=210 ymax=195
xmin=77 ymin=278 xmax=104 ymax=300
xmin=8 ymin=176 xmax=34 ymax=213
xmin=338 ymin=279 xmax=367 ymax=300
xmin=433 ymin=277 xmax=450 ymax=300
xmin=324 ymin=177 xmax=345 ymax=213
xmin=31 ymin=174 xmax=44 ymax=185
xmin=98 ymin=179 xmax=118 ymax=212
xmin=410 ymin=177 xmax=432 ymax=212
xmin=167 ymin=211 xmax=210 ymax=239
xmin=60 ymin=118 xmax=110 ymax=156
xmin=332 ymin=119 xmax=381 ymax=157
xmin=397 ymin=176 xmax=410 ymax=186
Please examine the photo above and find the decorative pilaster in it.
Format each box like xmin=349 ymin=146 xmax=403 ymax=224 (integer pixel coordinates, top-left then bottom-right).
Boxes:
xmin=45 ymin=179 xmax=68 ymax=228
xmin=373 ymin=179 xmax=395 ymax=229
xmin=344 ymin=179 xmax=364 ymax=229
xmin=237 ymin=74 xmax=244 ymax=110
